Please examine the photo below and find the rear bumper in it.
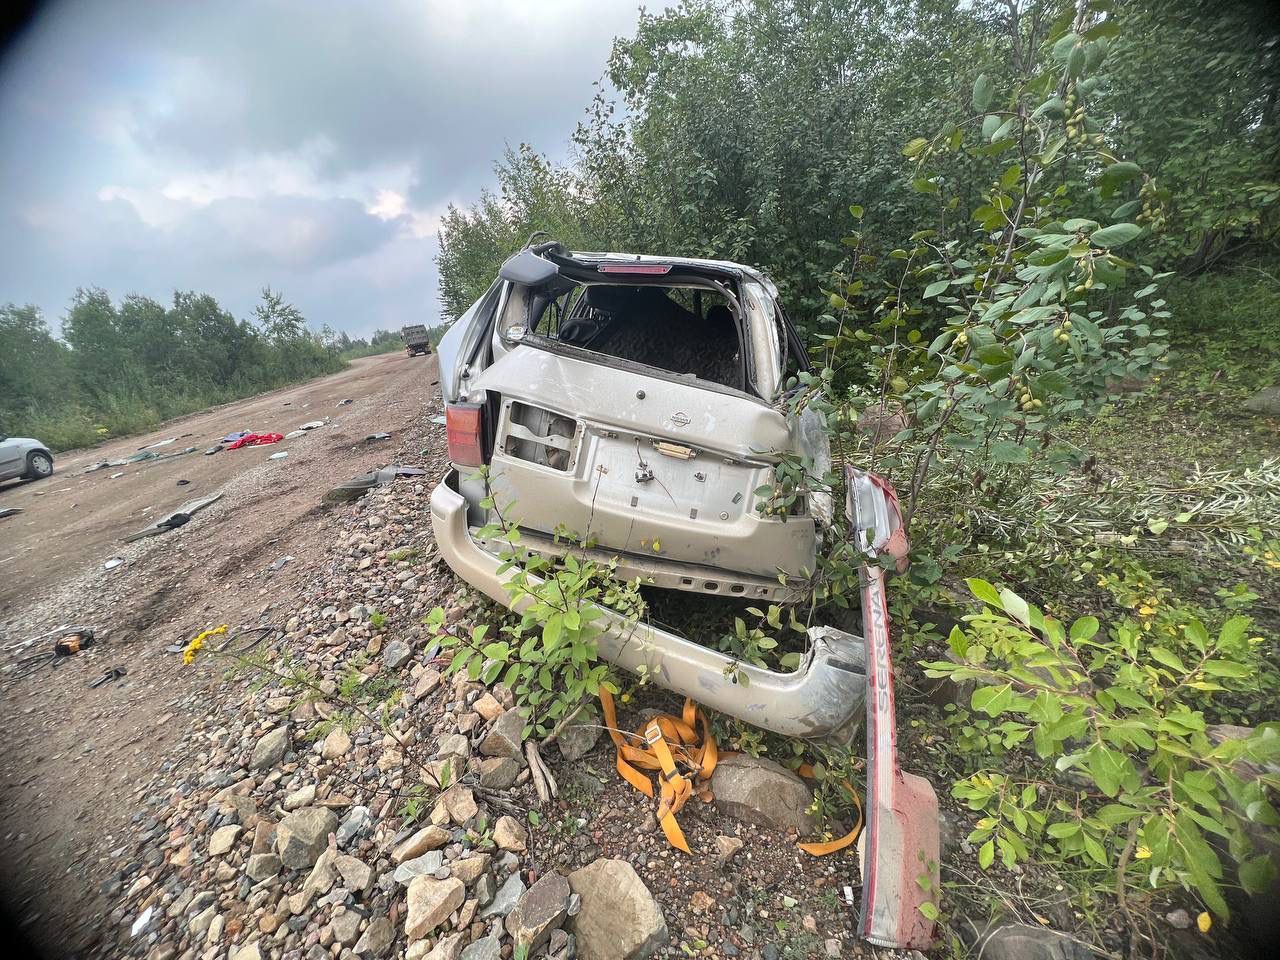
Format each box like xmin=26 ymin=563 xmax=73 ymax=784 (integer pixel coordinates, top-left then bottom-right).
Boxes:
xmin=430 ymin=468 xmax=867 ymax=742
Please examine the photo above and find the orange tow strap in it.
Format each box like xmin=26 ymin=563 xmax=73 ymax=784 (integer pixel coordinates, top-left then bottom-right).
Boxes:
xmin=597 ymin=686 xmax=864 ymax=856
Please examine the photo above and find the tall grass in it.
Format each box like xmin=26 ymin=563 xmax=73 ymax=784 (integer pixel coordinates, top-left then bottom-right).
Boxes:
xmin=11 ymin=360 xmax=348 ymax=453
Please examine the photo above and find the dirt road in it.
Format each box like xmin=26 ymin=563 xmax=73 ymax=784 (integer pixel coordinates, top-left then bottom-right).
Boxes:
xmin=0 ymin=352 xmax=445 ymax=955
xmin=0 ymin=353 xmax=434 ymax=613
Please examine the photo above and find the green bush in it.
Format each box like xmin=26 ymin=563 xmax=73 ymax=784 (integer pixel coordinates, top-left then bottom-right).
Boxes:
xmin=925 ymin=579 xmax=1278 ymax=917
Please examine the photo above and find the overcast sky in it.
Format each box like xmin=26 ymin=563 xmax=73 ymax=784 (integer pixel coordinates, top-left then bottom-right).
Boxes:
xmin=0 ymin=0 xmax=650 ymax=339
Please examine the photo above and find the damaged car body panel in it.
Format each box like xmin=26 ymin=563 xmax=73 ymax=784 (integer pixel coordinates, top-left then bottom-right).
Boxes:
xmin=477 ymin=349 xmax=816 ymax=598
xmin=847 ymin=466 xmax=940 ymax=950
xmin=430 ymin=243 xmax=939 ymax=949
xmin=439 ymin=244 xmax=826 ymax=598
xmin=430 ymin=468 xmax=866 ymax=742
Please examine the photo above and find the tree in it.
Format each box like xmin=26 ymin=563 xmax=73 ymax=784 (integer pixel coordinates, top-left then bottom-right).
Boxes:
xmin=62 ymin=286 xmax=137 ymax=399
xmin=254 ymin=286 xmax=306 ymax=343
xmin=0 ymin=304 xmax=75 ymax=426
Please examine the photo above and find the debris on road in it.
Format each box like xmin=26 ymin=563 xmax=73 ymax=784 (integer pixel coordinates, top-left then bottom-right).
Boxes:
xmin=323 ymin=465 xmax=428 ymax=503
xmin=81 ymin=446 xmax=196 ymax=474
xmin=0 ymin=506 xmax=22 ymax=519
xmin=88 ymin=666 xmax=127 ymax=688
xmin=176 ymin=479 xmax=190 ymax=486
xmin=222 ymin=430 xmax=250 ymax=443
xmin=336 ymin=397 xmax=353 ymax=406
xmin=141 ymin=437 xmax=177 ymax=449
xmin=53 ymin=628 xmax=95 ymax=656
xmin=299 ymin=420 xmax=325 ymax=430
xmin=103 ymin=556 xmax=124 ymax=571
xmin=269 ymin=451 xmax=289 ymax=460
xmin=364 ymin=432 xmax=391 ymax=442
xmin=122 ymin=492 xmax=223 ymax=542
xmin=226 ymin=432 xmax=284 ymax=449
xmin=270 ymin=555 xmax=294 ymax=571
xmin=203 ymin=445 xmax=222 ymax=456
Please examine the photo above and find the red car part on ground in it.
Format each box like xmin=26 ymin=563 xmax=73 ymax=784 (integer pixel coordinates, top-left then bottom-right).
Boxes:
xmin=847 ymin=466 xmax=941 ymax=951
xmin=225 ymin=432 xmax=283 ymax=450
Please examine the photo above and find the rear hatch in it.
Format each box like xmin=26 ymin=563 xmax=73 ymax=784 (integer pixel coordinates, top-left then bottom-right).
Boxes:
xmin=470 ymin=344 xmax=817 ymax=582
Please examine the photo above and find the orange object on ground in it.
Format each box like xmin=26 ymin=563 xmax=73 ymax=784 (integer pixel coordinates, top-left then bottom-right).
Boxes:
xmin=597 ymin=686 xmax=863 ymax=856
xmin=599 ymin=686 xmax=717 ymax=853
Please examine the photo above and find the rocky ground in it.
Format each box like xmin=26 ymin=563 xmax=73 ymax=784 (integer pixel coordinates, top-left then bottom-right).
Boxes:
xmin=0 ymin=362 xmax=904 ymax=960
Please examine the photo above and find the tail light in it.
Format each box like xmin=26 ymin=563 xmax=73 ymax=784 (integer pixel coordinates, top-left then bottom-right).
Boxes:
xmin=446 ymin=402 xmax=486 ymax=466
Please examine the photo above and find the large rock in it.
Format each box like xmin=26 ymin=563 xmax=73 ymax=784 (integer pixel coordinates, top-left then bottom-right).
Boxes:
xmin=322 ymin=727 xmax=352 ymax=760
xmin=1243 ymin=385 xmax=1280 ymax=417
xmin=557 ymin=705 xmax=602 ymax=761
xmin=393 ymin=825 xmax=450 ymax=863
xmin=451 ymin=854 xmax=491 ymax=885
xmin=250 ymin=726 xmax=290 ymax=771
xmin=478 ymin=756 xmax=521 ymax=789
xmin=335 ymin=854 xmax=374 ymax=892
xmin=384 ymin=640 xmax=412 ymax=670
xmin=354 ymin=916 xmax=395 ymax=957
xmin=405 ymin=876 xmax=465 ymax=941
xmin=568 ymin=858 xmax=667 ymax=960
xmin=421 ymin=932 xmax=466 ymax=960
xmin=393 ymin=851 xmax=445 ymax=885
xmin=975 ymin=923 xmax=1096 ymax=960
xmin=478 ymin=872 xmax=525 ymax=919
xmin=331 ymin=909 xmax=363 ymax=945
xmin=276 ymin=806 xmax=338 ymax=869
xmin=208 ymin=824 xmax=241 ymax=856
xmin=709 ymin=754 xmax=816 ymax=833
xmin=438 ymin=785 xmax=478 ymax=825
xmin=479 ymin=708 xmax=525 ymax=759
xmin=245 ymin=853 xmax=281 ymax=882
xmin=506 ymin=872 xmax=570 ymax=951
xmin=493 ymin=816 xmax=527 ymax=852
xmin=472 ymin=691 xmax=504 ymax=721
xmin=459 ymin=937 xmax=501 ymax=960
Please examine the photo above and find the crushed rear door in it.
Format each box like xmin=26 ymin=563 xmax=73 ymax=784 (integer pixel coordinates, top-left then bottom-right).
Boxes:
xmin=470 ymin=345 xmax=819 ymax=585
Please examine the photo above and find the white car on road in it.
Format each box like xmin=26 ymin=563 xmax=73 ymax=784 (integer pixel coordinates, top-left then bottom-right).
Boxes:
xmin=0 ymin=435 xmax=54 ymax=483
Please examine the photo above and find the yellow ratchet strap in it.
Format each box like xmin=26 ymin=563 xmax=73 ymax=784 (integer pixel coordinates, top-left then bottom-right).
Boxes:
xmin=598 ymin=687 xmax=861 ymax=856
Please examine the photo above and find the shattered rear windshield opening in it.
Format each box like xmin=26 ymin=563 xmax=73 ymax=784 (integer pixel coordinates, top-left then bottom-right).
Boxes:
xmin=529 ymin=281 xmax=745 ymax=392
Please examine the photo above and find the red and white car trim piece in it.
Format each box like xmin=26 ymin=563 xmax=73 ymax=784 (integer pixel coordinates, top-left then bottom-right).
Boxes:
xmin=847 ymin=468 xmax=940 ymax=950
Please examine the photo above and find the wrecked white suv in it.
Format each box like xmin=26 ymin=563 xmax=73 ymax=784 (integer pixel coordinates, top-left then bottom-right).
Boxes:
xmin=430 ymin=243 xmax=940 ymax=950
xmin=430 ymin=242 xmax=860 ymax=740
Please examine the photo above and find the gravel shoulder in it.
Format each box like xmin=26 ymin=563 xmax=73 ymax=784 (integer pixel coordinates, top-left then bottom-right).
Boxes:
xmin=0 ymin=352 xmax=441 ymax=955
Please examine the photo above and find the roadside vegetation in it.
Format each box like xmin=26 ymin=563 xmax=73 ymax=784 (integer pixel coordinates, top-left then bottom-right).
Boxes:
xmin=434 ymin=0 xmax=1279 ymax=956
xmin=0 ymin=287 xmax=412 ymax=452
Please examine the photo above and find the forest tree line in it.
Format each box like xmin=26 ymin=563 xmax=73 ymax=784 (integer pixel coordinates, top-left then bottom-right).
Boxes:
xmin=0 ymin=288 xmax=407 ymax=451
xmin=436 ymin=0 xmax=1279 ymax=346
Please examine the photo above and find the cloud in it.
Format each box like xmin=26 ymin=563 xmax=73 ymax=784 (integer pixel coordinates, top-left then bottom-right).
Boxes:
xmin=0 ymin=0 xmax=656 ymax=337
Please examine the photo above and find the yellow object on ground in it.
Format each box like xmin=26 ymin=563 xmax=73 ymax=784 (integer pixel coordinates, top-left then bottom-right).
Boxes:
xmin=598 ymin=686 xmax=863 ymax=856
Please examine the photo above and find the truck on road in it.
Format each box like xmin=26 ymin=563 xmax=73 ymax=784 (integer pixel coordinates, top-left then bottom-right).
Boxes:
xmin=401 ymin=324 xmax=432 ymax=357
